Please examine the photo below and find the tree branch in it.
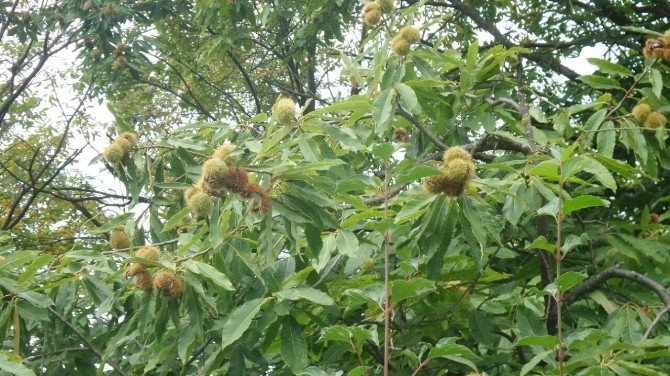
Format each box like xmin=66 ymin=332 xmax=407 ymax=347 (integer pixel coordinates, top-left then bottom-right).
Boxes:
xmin=564 ymin=266 xmax=670 ymax=306
xmin=47 ymin=306 xmax=129 ymax=376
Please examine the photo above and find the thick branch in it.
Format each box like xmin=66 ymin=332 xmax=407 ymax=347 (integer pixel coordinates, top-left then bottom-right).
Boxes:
xmin=564 ymin=266 xmax=670 ymax=306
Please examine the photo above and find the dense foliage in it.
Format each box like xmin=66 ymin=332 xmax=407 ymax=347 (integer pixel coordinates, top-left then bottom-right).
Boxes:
xmin=2 ymin=0 xmax=670 ymax=375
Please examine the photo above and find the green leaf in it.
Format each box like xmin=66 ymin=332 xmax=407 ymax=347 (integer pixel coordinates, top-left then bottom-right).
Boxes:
xmin=537 ymin=197 xmax=560 ymax=218
xmin=395 ymin=83 xmax=422 ymax=115
xmin=394 ymin=165 xmax=441 ymax=186
xmin=583 ymin=156 xmax=617 ymax=191
xmin=650 ymin=68 xmax=663 ymax=98
xmin=563 ymin=195 xmax=609 ymax=215
xmin=587 ymin=58 xmax=633 ymax=76
xmin=556 ymin=271 xmax=586 ymax=293
xmin=513 ymin=335 xmax=559 ymax=348
xmin=17 ymin=254 xmax=53 ymax=284
xmin=596 ymin=121 xmax=616 ymax=159
xmin=617 ymin=360 xmax=665 ymax=375
xmin=389 ymin=278 xmax=435 ymax=303
xmin=372 ymin=89 xmax=397 ymax=135
xmin=578 ymin=75 xmax=622 ymax=90
xmin=220 ymin=298 xmax=268 ymax=352
xmin=520 ymin=349 xmax=554 ymax=376
xmin=469 ymin=311 xmax=497 ymax=347
xmin=621 ymin=26 xmax=662 ymax=36
xmin=162 ymin=206 xmax=191 ymax=232
xmin=167 ymin=137 xmax=209 ymax=151
xmin=336 ymin=230 xmax=359 ymax=258
xmin=320 ymin=325 xmax=353 ymax=343
xmin=581 ymin=109 xmax=607 ymax=148
xmin=527 ymin=236 xmax=555 ymax=252
xmin=427 ymin=338 xmax=478 ymax=361
xmin=0 ymin=352 xmax=36 ymax=376
xmin=177 ymin=324 xmax=198 ymax=364
xmin=280 ymin=317 xmax=309 ymax=373
xmin=275 ymin=287 xmax=334 ymax=305
xmin=183 ymin=260 xmax=235 ymax=291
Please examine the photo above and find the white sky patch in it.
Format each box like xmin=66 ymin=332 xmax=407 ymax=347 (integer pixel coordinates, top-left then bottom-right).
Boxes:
xmin=562 ymin=43 xmax=608 ymax=75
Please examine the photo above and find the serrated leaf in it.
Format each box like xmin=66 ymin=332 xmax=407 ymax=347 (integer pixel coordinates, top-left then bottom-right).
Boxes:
xmin=336 ymin=230 xmax=359 ymax=258
xmin=396 ymin=83 xmax=422 ymax=115
xmin=587 ymin=58 xmax=633 ymax=76
xmin=275 ymin=287 xmax=334 ymax=306
xmin=578 ymin=75 xmax=622 ymax=90
xmin=650 ymin=69 xmax=663 ymax=98
xmin=596 ymin=121 xmax=616 ymax=158
xmin=583 ymin=156 xmax=617 ymax=191
xmin=220 ymin=298 xmax=268 ymax=352
xmin=373 ymin=89 xmax=397 ymax=135
xmin=183 ymin=260 xmax=235 ymax=291
xmin=520 ymin=350 xmax=554 ymax=376
xmin=89 ymin=213 xmax=134 ymax=234
xmin=394 ymin=165 xmax=442 ymax=186
xmin=563 ymin=195 xmax=609 ymax=215
xmin=281 ymin=317 xmax=309 ymax=373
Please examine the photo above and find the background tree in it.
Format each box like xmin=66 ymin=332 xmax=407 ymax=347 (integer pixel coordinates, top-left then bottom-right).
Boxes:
xmin=2 ymin=1 xmax=670 ymax=375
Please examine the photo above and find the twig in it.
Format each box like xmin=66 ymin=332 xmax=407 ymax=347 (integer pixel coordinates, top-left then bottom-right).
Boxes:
xmin=605 ymin=59 xmax=659 ymax=120
xmin=396 ymin=108 xmax=448 ymax=150
xmin=175 ymin=248 xmax=213 ymax=263
xmin=642 ymin=305 xmax=670 ymax=340
xmin=25 ymin=347 xmax=89 ymax=361
xmin=47 ymin=306 xmax=129 ymax=376
xmin=103 ymin=238 xmax=180 ymax=255
xmin=515 ymin=56 xmax=537 ymax=153
xmin=411 ymin=358 xmax=429 ymax=376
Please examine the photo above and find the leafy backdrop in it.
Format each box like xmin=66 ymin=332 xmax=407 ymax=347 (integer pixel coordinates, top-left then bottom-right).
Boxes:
xmin=1 ymin=0 xmax=670 ymax=375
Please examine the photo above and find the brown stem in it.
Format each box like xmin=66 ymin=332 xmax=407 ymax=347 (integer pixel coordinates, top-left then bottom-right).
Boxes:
xmin=411 ymin=359 xmax=429 ymax=376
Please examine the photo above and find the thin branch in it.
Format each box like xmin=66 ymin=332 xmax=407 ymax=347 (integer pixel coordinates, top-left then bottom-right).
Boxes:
xmin=102 ymin=238 xmax=180 ymax=255
xmin=605 ymin=59 xmax=659 ymax=120
xmin=25 ymin=347 xmax=89 ymax=361
xmin=47 ymin=306 xmax=129 ymax=376
xmin=516 ymin=56 xmax=537 ymax=153
xmin=396 ymin=108 xmax=448 ymax=150
xmin=642 ymin=305 xmax=670 ymax=340
xmin=227 ymin=50 xmax=262 ymax=114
